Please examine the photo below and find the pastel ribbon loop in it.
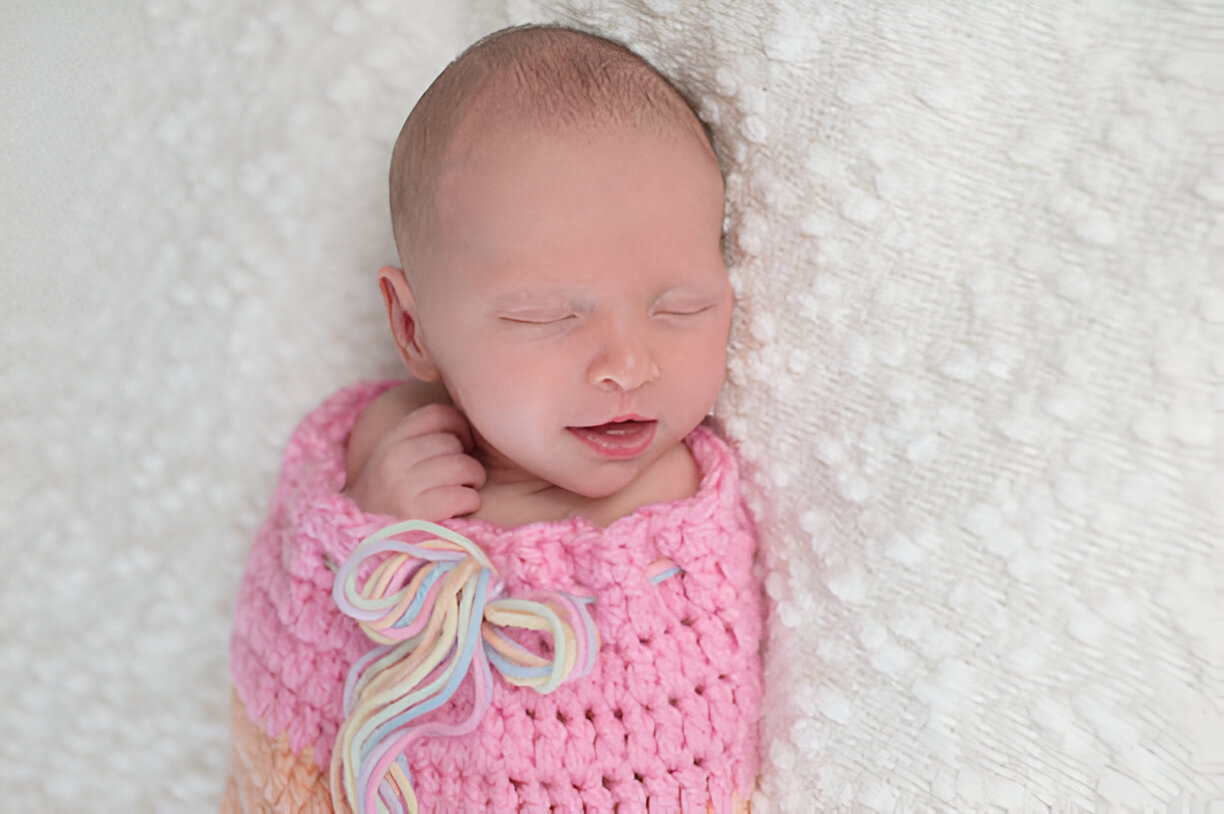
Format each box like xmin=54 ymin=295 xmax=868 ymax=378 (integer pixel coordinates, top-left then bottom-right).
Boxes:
xmin=328 ymin=520 xmax=599 ymax=814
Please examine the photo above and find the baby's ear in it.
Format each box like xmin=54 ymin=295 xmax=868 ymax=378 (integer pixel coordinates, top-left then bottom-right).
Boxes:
xmin=378 ymin=266 xmax=441 ymax=381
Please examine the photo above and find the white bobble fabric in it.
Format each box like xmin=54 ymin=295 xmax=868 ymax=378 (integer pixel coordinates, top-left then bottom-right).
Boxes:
xmin=2 ymin=0 xmax=1220 ymax=809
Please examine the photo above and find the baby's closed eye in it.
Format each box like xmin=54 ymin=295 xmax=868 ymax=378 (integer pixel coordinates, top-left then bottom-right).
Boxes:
xmin=499 ymin=312 xmax=577 ymax=325
xmin=653 ymin=303 xmax=715 ymax=317
xmin=650 ymin=293 xmax=723 ymax=320
xmin=651 ymin=284 xmax=725 ymax=318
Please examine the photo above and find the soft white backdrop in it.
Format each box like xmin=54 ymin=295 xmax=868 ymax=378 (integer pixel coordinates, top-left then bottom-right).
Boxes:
xmin=2 ymin=1 xmax=1221 ymax=811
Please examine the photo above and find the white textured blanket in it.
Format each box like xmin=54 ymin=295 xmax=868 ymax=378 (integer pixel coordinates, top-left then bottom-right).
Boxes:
xmin=1 ymin=1 xmax=1220 ymax=810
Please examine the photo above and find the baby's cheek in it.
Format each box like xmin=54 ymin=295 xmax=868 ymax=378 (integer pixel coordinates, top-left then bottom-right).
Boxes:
xmin=672 ymin=344 xmax=726 ymax=412
xmin=469 ymin=394 xmax=547 ymax=453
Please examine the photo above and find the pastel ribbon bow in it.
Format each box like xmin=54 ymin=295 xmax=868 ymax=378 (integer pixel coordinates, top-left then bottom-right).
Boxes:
xmin=328 ymin=520 xmax=600 ymax=814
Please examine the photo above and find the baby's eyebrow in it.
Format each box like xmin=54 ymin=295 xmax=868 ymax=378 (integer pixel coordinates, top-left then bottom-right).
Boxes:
xmin=490 ymin=288 xmax=572 ymax=308
xmin=652 ymin=282 xmax=722 ymax=303
xmin=488 ymin=289 xmax=598 ymax=317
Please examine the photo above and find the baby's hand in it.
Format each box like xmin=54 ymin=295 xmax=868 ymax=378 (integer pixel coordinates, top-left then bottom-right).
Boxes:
xmin=343 ymin=401 xmax=486 ymax=522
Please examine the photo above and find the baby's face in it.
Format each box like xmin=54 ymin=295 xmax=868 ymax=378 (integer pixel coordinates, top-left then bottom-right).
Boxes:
xmin=408 ymin=123 xmax=731 ymax=499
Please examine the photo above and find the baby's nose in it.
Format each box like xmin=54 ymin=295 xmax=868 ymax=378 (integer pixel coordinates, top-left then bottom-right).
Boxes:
xmin=588 ymin=330 xmax=660 ymax=391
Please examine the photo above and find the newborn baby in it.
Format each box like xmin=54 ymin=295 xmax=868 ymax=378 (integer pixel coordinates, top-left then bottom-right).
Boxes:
xmin=225 ymin=25 xmax=762 ymax=813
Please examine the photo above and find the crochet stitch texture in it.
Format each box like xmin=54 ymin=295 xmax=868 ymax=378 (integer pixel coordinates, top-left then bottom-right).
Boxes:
xmin=228 ymin=381 xmax=763 ymax=811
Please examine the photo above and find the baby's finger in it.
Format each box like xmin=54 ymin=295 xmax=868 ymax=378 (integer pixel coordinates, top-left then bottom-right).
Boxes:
xmin=381 ymin=431 xmax=466 ymax=470
xmin=416 ymin=485 xmax=482 ymax=522
xmin=413 ymin=452 xmax=488 ymax=491
xmin=392 ymin=403 xmax=475 ymax=449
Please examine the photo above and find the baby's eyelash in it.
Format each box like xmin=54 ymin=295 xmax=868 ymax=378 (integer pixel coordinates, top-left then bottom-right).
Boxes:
xmin=656 ymin=305 xmax=714 ymax=316
xmin=500 ymin=314 xmax=576 ymax=325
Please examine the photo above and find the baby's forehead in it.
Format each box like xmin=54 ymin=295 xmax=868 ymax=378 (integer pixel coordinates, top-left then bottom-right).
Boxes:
xmin=447 ymin=108 xmax=699 ymax=168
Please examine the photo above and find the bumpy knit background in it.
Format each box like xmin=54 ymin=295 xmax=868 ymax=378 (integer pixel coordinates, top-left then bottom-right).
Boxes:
xmin=2 ymin=1 xmax=1221 ymax=811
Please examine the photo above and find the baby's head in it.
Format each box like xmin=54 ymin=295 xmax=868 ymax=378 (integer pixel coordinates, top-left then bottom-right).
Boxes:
xmin=387 ymin=25 xmax=717 ymax=275
xmin=380 ymin=25 xmax=732 ymax=499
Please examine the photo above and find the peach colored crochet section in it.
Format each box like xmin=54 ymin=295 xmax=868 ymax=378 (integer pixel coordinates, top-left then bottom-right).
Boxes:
xmin=222 ymin=690 xmax=350 ymax=814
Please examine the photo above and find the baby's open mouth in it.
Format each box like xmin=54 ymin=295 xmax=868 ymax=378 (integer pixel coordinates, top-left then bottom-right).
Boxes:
xmin=568 ymin=418 xmax=657 ymax=459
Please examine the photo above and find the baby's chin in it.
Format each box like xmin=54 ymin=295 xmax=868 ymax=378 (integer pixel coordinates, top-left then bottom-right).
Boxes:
xmin=552 ymin=469 xmax=641 ymax=501
xmin=474 ymin=440 xmax=641 ymax=499
xmin=550 ymin=448 xmax=672 ymax=501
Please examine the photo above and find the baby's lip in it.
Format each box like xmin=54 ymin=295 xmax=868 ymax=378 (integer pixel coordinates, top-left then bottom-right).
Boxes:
xmin=567 ymin=417 xmax=657 ymax=458
xmin=605 ymin=413 xmax=650 ymax=425
xmin=568 ymin=413 xmax=652 ymax=429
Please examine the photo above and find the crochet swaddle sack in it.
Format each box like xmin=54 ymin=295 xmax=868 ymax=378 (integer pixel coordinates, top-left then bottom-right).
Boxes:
xmin=225 ymin=381 xmax=763 ymax=812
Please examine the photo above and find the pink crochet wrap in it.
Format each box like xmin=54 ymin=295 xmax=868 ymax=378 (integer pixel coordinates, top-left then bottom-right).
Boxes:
xmin=225 ymin=381 xmax=763 ymax=812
